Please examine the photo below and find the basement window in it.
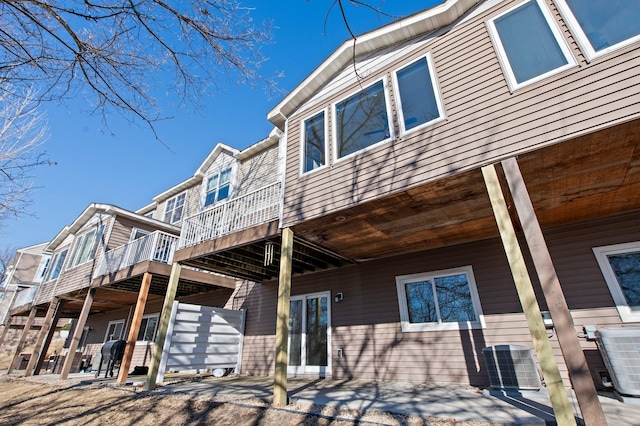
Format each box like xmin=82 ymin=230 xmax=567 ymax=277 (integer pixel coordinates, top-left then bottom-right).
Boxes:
xmin=396 ymin=266 xmax=485 ymax=332
xmin=333 ymin=79 xmax=393 ymax=161
xmin=556 ymin=0 xmax=640 ymax=61
xmin=486 ymin=0 xmax=576 ymax=90
xmin=137 ymin=314 xmax=159 ymax=342
xmin=104 ymin=320 xmax=125 ymax=342
xmin=593 ymin=242 xmax=640 ymax=323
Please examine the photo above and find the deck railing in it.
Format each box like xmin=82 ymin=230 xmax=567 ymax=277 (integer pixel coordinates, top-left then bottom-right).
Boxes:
xmin=179 ymin=181 xmax=281 ymax=249
xmin=13 ymin=285 xmax=39 ymax=309
xmin=94 ymin=231 xmax=179 ymax=277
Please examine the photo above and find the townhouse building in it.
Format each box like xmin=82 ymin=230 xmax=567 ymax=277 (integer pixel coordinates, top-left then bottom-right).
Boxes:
xmin=2 ymin=1 xmax=638 ymax=423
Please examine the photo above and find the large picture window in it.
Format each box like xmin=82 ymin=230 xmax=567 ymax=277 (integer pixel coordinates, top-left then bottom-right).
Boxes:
xmin=593 ymin=242 xmax=640 ymax=322
xmin=163 ymin=192 xmax=186 ymax=223
xmin=396 ymin=266 xmax=484 ymax=332
xmin=301 ymin=111 xmax=327 ymax=174
xmin=334 ymin=80 xmax=392 ymax=160
xmin=204 ymin=168 xmax=231 ymax=207
xmin=394 ymin=53 xmax=444 ymax=134
xmin=487 ymin=0 xmax=576 ymax=90
xmin=556 ymin=0 xmax=640 ymax=61
xmin=68 ymin=225 xmax=105 ymax=268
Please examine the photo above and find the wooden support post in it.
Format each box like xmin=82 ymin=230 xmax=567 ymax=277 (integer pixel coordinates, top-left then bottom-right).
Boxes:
xmin=60 ymin=288 xmax=95 ymax=380
xmin=118 ymin=272 xmax=152 ymax=384
xmin=9 ymin=307 xmax=37 ymax=373
xmin=274 ymin=227 xmax=294 ymax=406
xmin=501 ymin=158 xmax=607 ymax=425
xmin=33 ymin=299 xmax=65 ymax=375
xmin=0 ymin=316 xmax=13 ymax=347
xmin=146 ymin=263 xmax=181 ymax=390
xmin=25 ymin=298 xmax=62 ymax=376
xmin=482 ymin=164 xmax=576 ymax=426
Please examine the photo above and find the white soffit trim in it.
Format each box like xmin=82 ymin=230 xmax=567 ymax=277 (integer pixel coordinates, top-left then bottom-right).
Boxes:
xmin=46 ymin=203 xmax=180 ymax=252
xmin=236 ymin=128 xmax=282 ymax=161
xmin=267 ymin=0 xmax=480 ymax=129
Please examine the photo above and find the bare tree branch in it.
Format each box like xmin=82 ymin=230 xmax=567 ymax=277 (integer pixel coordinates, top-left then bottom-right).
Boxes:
xmin=0 ymin=0 xmax=276 ymax=140
xmin=0 ymin=84 xmax=54 ymax=230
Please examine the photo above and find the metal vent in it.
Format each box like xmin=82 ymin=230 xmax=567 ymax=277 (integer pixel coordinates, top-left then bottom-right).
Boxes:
xmin=596 ymin=326 xmax=640 ymax=396
xmin=483 ymin=345 xmax=541 ymax=390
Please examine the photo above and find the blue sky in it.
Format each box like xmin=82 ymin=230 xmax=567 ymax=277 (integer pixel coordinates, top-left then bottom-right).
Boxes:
xmin=2 ymin=0 xmax=441 ymax=251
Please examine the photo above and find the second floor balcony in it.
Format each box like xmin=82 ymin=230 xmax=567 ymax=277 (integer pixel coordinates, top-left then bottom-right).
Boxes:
xmin=12 ymin=285 xmax=39 ymax=312
xmin=94 ymin=231 xmax=179 ymax=278
xmin=178 ymin=181 xmax=281 ymax=249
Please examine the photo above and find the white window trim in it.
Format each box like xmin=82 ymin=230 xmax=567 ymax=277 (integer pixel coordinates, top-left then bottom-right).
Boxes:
xmin=392 ymin=52 xmax=446 ymax=136
xmin=201 ymin=165 xmax=235 ymax=209
xmin=67 ymin=224 xmax=105 ymax=270
xmin=395 ymin=265 xmax=485 ymax=332
xmin=35 ymin=255 xmax=51 ymax=283
xmin=593 ymin=241 xmax=640 ymax=323
xmin=163 ymin=191 xmax=187 ymax=223
xmin=136 ymin=313 xmax=159 ymax=343
xmin=299 ymin=108 xmax=330 ymax=177
xmin=555 ymin=0 xmax=640 ymax=63
xmin=44 ymin=249 xmax=68 ymax=282
xmin=129 ymin=228 xmax=150 ymax=242
xmin=104 ymin=319 xmax=126 ymax=342
xmin=288 ymin=291 xmax=332 ymax=376
xmin=332 ymin=78 xmax=395 ymax=164
xmin=485 ymin=0 xmax=577 ymax=92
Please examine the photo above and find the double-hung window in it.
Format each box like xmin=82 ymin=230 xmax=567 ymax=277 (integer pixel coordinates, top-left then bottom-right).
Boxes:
xmin=163 ymin=192 xmax=186 ymax=223
xmin=137 ymin=314 xmax=159 ymax=342
xmin=301 ymin=110 xmax=327 ymax=174
xmin=334 ymin=79 xmax=392 ymax=160
xmin=43 ymin=249 xmax=68 ymax=282
xmin=556 ymin=0 xmax=640 ymax=61
xmin=593 ymin=242 xmax=640 ymax=323
xmin=69 ymin=225 xmax=105 ymax=268
xmin=104 ymin=320 xmax=125 ymax=342
xmin=396 ymin=266 xmax=484 ymax=332
xmin=204 ymin=168 xmax=231 ymax=207
xmin=394 ymin=53 xmax=445 ymax=134
xmin=487 ymin=0 xmax=576 ymax=90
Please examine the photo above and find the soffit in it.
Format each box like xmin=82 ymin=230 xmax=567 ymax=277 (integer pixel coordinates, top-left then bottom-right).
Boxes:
xmin=291 ymin=119 xmax=640 ymax=261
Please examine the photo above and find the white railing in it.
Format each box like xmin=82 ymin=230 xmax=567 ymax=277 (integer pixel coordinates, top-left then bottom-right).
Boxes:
xmin=179 ymin=181 xmax=281 ymax=249
xmin=94 ymin=231 xmax=179 ymax=277
xmin=13 ymin=285 xmax=39 ymax=309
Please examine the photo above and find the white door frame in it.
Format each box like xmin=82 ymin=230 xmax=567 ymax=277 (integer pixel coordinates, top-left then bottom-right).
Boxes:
xmin=288 ymin=291 xmax=332 ymax=376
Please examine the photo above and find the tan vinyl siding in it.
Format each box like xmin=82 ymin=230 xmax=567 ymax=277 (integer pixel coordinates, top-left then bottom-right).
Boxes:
xmin=10 ymin=253 xmax=44 ymax=284
xmin=34 ymin=281 xmax=57 ymax=306
xmin=238 ymin=211 xmax=639 ymax=385
xmin=236 ymin=144 xmax=279 ymax=196
xmin=281 ymin=0 xmax=640 ymax=227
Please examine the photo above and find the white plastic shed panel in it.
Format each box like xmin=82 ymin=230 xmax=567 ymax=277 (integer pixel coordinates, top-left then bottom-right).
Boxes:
xmin=157 ymin=302 xmax=245 ymax=383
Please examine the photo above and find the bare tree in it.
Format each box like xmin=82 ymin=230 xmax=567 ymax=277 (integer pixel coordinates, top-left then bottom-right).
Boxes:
xmin=0 ymin=85 xmax=52 ymax=229
xmin=0 ymin=246 xmax=16 ymax=286
xmin=0 ymin=1 xmax=275 ymax=138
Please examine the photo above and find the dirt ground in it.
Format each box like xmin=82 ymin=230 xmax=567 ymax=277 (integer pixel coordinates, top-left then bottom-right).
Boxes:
xmin=0 ymin=376 xmax=497 ymax=426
